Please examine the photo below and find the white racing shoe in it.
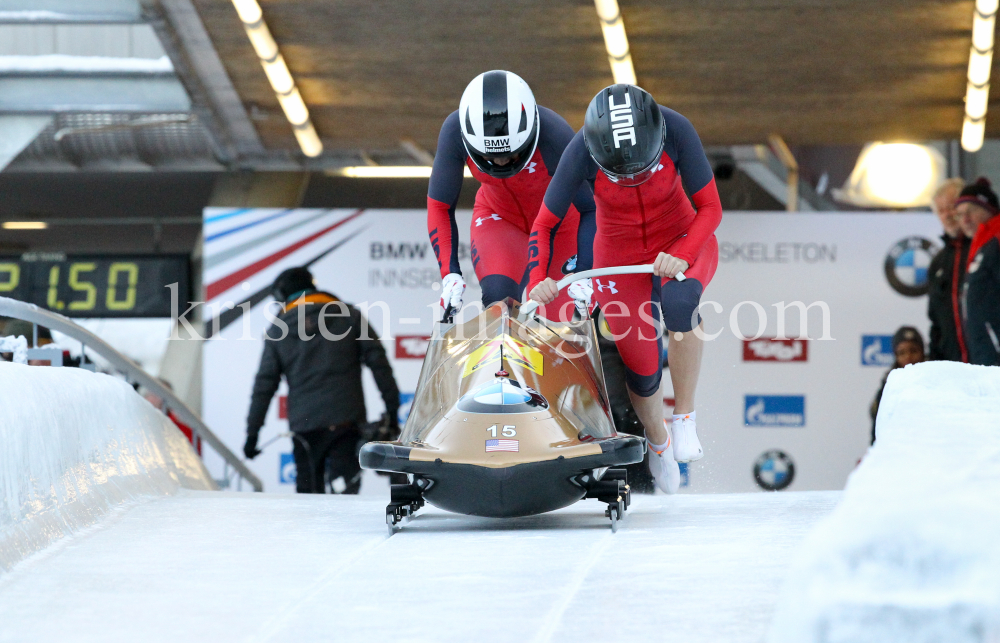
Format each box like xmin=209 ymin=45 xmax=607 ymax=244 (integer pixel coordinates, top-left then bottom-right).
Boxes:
xmin=672 ymin=412 xmax=703 ymax=463
xmin=647 ymin=422 xmax=680 ymax=494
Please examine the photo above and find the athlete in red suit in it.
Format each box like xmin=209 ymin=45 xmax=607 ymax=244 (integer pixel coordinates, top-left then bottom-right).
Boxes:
xmin=428 ymin=70 xmax=596 ymax=321
xmin=528 ymin=85 xmax=722 ymax=493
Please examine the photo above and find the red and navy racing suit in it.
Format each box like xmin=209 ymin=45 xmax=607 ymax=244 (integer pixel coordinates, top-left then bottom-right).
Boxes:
xmin=428 ymin=106 xmax=596 ymax=320
xmin=528 ymin=106 xmax=723 ymax=396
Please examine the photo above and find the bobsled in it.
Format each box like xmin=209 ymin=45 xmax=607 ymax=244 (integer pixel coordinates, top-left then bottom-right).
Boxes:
xmin=360 ymin=267 xmax=672 ymax=534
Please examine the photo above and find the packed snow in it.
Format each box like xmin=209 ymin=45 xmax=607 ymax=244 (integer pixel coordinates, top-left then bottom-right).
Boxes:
xmin=768 ymin=361 xmax=1000 ymax=643
xmin=0 ymin=490 xmax=837 ymax=643
xmin=0 ymin=363 xmax=213 ymax=574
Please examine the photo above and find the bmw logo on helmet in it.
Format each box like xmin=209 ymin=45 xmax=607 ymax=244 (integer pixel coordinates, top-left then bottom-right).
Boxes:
xmin=753 ymin=449 xmax=795 ymax=491
xmin=884 ymin=236 xmax=940 ymax=297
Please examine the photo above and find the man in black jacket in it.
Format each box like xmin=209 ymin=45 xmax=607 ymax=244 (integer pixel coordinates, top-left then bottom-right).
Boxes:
xmin=244 ymin=267 xmax=400 ymax=493
xmin=927 ymin=178 xmax=970 ymax=362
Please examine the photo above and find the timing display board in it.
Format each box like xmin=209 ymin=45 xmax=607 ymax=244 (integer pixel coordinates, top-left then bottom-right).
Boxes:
xmin=0 ymin=253 xmax=189 ymax=318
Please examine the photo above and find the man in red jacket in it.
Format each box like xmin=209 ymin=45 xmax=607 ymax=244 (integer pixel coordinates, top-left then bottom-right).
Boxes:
xmin=427 ymin=70 xmax=596 ymax=321
xmin=528 ymin=85 xmax=723 ymax=494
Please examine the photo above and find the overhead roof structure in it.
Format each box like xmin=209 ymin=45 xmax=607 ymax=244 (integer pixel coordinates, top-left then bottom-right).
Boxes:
xmin=178 ymin=0 xmax=986 ymax=159
xmin=0 ymin=0 xmax=992 ymax=172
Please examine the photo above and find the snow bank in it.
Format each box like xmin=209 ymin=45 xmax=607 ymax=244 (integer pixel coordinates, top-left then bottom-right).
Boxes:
xmin=0 ymin=363 xmax=214 ymax=573
xmin=768 ymin=362 xmax=1000 ymax=643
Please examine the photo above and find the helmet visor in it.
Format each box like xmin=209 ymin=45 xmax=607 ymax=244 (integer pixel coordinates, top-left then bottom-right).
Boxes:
xmin=601 ymin=165 xmax=657 ymax=187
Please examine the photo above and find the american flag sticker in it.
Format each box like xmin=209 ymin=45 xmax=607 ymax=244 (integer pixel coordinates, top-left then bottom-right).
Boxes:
xmin=485 ymin=439 xmax=519 ymax=452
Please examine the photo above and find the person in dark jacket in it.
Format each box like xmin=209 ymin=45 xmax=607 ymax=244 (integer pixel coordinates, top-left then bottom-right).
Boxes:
xmin=870 ymin=326 xmax=925 ymax=444
xmin=956 ymin=178 xmax=1000 ymax=366
xmin=244 ymin=267 xmax=400 ymax=494
xmin=926 ymin=178 xmax=970 ymax=362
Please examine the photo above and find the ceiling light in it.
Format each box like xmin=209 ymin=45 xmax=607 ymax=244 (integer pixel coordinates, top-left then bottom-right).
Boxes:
xmin=230 ymin=0 xmax=262 ymax=24
xmin=2 ymin=221 xmax=48 ymax=230
xmin=262 ymin=56 xmax=294 ymax=95
xmin=963 ymin=1 xmax=997 ymax=152
xmin=963 ymin=116 xmax=987 ymax=153
xmin=230 ymin=0 xmax=322 ymax=158
xmin=966 ymin=83 xmax=990 ymax=120
xmin=293 ymin=122 xmax=323 ymax=159
xmin=593 ymin=0 xmax=636 ymax=85
xmin=333 ymin=166 xmax=474 ymax=179
xmin=833 ymin=143 xmax=945 ymax=208
xmin=277 ymin=87 xmax=310 ymax=126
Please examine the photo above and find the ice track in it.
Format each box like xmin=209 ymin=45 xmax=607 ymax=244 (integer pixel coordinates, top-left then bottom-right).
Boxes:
xmin=0 ymin=489 xmax=838 ymax=643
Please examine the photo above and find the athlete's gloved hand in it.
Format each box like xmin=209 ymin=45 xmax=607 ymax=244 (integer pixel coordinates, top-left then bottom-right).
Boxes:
xmin=439 ymin=273 xmax=466 ymax=318
xmin=529 ymin=278 xmax=559 ymax=305
xmin=653 ymin=253 xmax=689 ymax=279
xmin=568 ymin=278 xmax=593 ymax=313
xmin=243 ymin=429 xmax=261 ymax=460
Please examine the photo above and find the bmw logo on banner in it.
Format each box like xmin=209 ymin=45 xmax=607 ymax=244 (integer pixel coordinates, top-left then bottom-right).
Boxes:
xmin=753 ymin=450 xmax=795 ymax=491
xmin=884 ymin=236 xmax=939 ymax=297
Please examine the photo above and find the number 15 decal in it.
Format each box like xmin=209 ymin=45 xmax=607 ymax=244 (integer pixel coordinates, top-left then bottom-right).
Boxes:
xmin=486 ymin=424 xmax=516 ymax=437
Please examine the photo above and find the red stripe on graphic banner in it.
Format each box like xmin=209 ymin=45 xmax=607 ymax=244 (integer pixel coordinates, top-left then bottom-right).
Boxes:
xmin=205 ymin=209 xmax=364 ymax=300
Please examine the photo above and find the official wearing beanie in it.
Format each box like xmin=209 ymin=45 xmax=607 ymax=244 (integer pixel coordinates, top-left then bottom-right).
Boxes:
xmin=956 ymin=178 xmax=1000 ymax=366
xmin=244 ymin=267 xmax=400 ymax=493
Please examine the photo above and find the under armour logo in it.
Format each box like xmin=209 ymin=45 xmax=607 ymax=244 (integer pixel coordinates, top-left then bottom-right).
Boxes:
xmin=527 ymin=162 xmax=537 ymax=174
xmin=475 ymin=213 xmax=502 ymax=226
xmin=595 ymin=279 xmax=618 ymax=294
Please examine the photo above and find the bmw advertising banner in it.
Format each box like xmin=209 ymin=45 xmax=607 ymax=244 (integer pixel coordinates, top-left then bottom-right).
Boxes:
xmin=201 ymin=209 xmax=940 ymax=493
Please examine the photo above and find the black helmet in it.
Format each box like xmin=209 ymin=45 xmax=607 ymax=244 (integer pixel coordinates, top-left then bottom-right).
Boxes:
xmin=583 ymin=84 xmax=664 ymax=187
xmin=271 ymin=267 xmax=315 ymax=302
xmin=459 ymin=70 xmax=540 ymax=179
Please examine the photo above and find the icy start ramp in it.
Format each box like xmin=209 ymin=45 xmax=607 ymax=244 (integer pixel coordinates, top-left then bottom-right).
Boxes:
xmin=769 ymin=362 xmax=1000 ymax=643
xmin=0 ymin=490 xmax=837 ymax=643
xmin=0 ymin=363 xmax=214 ymax=573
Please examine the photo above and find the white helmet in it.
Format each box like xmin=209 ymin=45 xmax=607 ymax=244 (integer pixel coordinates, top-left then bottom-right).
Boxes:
xmin=459 ymin=70 xmax=539 ymax=178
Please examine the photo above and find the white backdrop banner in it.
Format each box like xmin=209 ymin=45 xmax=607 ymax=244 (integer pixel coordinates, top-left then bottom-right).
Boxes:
xmin=201 ymin=208 xmax=941 ymax=494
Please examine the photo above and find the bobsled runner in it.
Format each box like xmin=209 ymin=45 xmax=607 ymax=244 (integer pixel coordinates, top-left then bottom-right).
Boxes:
xmin=360 ymin=266 xmax=676 ymax=535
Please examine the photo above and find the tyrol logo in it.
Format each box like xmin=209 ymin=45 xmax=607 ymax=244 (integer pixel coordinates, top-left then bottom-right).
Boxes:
xmin=884 ymin=237 xmax=939 ymax=297
xmin=743 ymin=338 xmax=808 ymax=362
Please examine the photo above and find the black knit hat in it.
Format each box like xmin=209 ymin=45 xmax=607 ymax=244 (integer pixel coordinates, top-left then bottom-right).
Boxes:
xmin=270 ymin=267 xmax=315 ymax=302
xmin=955 ymin=177 xmax=999 ymax=214
xmin=891 ymin=326 xmax=924 ymax=354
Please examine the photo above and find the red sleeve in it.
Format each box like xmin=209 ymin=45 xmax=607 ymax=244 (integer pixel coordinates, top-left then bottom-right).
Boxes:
xmin=526 ymin=205 xmax=562 ymax=295
xmin=672 ymin=178 xmax=722 ymax=265
xmin=428 ymin=196 xmax=460 ymax=278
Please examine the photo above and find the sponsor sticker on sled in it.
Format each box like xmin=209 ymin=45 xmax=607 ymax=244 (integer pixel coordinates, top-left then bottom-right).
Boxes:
xmin=743 ymin=338 xmax=808 ymax=362
xmin=744 ymin=395 xmax=805 ymax=427
xmin=861 ymin=335 xmax=894 ymax=366
xmin=395 ymin=335 xmax=430 ymax=359
xmin=485 ymin=439 xmax=519 ymax=452
xmin=462 ymin=336 xmax=543 ymax=378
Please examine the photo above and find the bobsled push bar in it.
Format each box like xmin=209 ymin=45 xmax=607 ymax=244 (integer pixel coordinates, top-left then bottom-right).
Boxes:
xmin=518 ymin=264 xmax=685 ymax=320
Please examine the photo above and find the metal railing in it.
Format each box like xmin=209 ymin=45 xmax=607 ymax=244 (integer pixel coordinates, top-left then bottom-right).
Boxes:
xmin=0 ymin=296 xmax=263 ymax=492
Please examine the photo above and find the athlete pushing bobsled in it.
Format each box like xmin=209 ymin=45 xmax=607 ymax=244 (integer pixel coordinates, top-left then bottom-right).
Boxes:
xmin=428 ymin=70 xmax=597 ymax=320
xmin=527 ymin=84 xmax=723 ymax=495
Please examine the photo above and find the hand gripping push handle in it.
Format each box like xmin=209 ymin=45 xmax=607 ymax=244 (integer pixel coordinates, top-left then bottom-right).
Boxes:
xmin=518 ymin=264 xmax=685 ymax=320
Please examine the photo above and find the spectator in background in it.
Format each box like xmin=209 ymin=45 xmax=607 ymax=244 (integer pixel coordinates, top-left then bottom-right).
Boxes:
xmin=956 ymin=178 xmax=1000 ymax=366
xmin=927 ymin=178 xmax=970 ymax=362
xmin=244 ymin=267 xmax=400 ymax=494
xmin=870 ymin=326 xmax=925 ymax=444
